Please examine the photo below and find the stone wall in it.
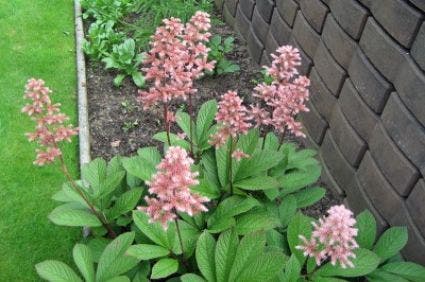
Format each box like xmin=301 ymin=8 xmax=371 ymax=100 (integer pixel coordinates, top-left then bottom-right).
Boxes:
xmin=215 ymin=0 xmax=425 ymax=264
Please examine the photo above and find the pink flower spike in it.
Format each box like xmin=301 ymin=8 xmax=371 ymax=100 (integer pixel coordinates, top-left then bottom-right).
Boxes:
xmin=138 ymin=146 xmax=209 ymax=229
xmin=22 ymin=78 xmax=78 ymax=166
xmin=296 ymin=205 xmax=358 ymax=268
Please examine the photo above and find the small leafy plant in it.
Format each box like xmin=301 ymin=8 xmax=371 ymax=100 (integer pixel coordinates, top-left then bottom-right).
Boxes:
xmin=81 ymin=0 xmax=135 ymax=23
xmin=208 ymin=35 xmax=240 ymax=75
xmin=102 ymin=38 xmax=145 ymax=87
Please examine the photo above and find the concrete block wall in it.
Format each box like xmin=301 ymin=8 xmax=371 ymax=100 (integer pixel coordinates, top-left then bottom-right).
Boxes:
xmin=216 ymin=0 xmax=425 ymax=264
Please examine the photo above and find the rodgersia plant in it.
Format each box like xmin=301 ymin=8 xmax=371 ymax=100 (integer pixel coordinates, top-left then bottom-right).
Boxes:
xmin=28 ymin=12 xmax=425 ymax=282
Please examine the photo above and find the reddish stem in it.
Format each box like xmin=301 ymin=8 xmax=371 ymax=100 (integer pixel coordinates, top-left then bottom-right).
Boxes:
xmin=188 ymin=93 xmax=195 ymax=156
xmin=163 ymin=103 xmax=171 ymax=146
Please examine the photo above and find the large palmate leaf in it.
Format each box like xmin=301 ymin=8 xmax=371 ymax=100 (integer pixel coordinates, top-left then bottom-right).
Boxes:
xmin=73 ymin=244 xmax=95 ymax=282
xmin=96 ymin=232 xmax=138 ymax=281
xmin=215 ymin=229 xmax=239 ymax=282
xmin=153 ymin=132 xmax=190 ymax=150
xmin=234 ymin=176 xmax=280 ymax=191
xmin=314 ymin=248 xmax=380 ymax=278
xmin=133 ymin=211 xmax=172 ymax=249
xmin=278 ymin=164 xmax=321 ymax=195
xmin=381 ymin=262 xmax=425 ymax=282
xmin=373 ymin=227 xmax=408 ymax=262
xmin=196 ymin=232 xmax=217 ymax=282
xmin=36 ymin=260 xmax=82 ymax=282
xmin=287 ymin=213 xmax=313 ymax=264
xmin=235 ymin=209 xmax=281 ymax=235
xmin=150 ymin=258 xmax=179 ymax=279
xmin=355 ymin=210 xmax=377 ymax=250
xmin=122 ymin=146 xmax=161 ymax=182
xmin=235 ymin=149 xmax=283 ymax=181
xmin=196 ymin=100 xmax=217 ymax=148
xmin=108 ymin=188 xmax=142 ymax=219
xmin=126 ymin=244 xmax=170 ymax=260
xmin=293 ymin=186 xmax=326 ymax=208
xmin=49 ymin=205 xmax=102 ymax=227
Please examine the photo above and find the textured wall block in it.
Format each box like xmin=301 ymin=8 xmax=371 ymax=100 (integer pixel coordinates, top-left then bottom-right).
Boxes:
xmin=314 ymin=42 xmax=346 ymax=96
xmin=322 ymin=15 xmax=357 ymax=70
xmin=310 ymin=68 xmax=337 ymax=122
xmin=348 ymin=48 xmax=392 ymax=113
xmin=409 ymin=0 xmax=425 ymax=12
xmin=369 ymin=123 xmax=419 ymax=197
xmin=395 ymin=213 xmax=425 ymax=265
xmin=320 ymin=156 xmax=345 ymax=196
xmin=252 ymin=7 xmax=270 ymax=43
xmin=256 ymin=0 xmax=275 ymax=23
xmin=320 ymin=131 xmax=355 ymax=190
xmin=276 ymin=0 xmax=298 ymax=26
xmin=299 ymin=0 xmax=329 ymax=33
xmin=292 ymin=11 xmax=320 ymax=58
xmin=339 ymin=79 xmax=378 ymax=142
xmin=360 ymin=18 xmax=408 ymax=81
xmin=368 ymin=0 xmax=423 ymax=48
xmin=265 ymin=31 xmax=279 ymax=60
xmin=407 ymin=180 xmax=425 ymax=238
xmin=235 ymin=6 xmax=251 ymax=40
xmin=412 ymin=22 xmax=425 ymax=71
xmin=329 ymin=105 xmax=367 ymax=167
xmin=223 ymin=4 xmax=236 ymax=28
xmin=225 ymin=0 xmax=239 ymax=16
xmin=260 ymin=51 xmax=271 ymax=66
xmin=270 ymin=8 xmax=292 ymax=45
xmin=346 ymin=178 xmax=388 ymax=234
xmin=246 ymin=26 xmax=264 ymax=64
xmin=328 ymin=0 xmax=368 ymax=40
xmin=301 ymin=101 xmax=328 ymax=144
xmin=382 ymin=93 xmax=425 ymax=176
xmin=239 ymin=0 xmax=255 ymax=19
xmin=288 ymin=36 xmax=313 ymax=75
xmin=215 ymin=0 xmax=224 ymax=11
xmin=394 ymin=58 xmax=425 ymax=127
xmin=357 ymin=152 xmax=405 ymax=223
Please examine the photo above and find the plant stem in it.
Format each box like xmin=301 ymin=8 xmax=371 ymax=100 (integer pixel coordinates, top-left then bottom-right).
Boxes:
xmin=278 ymin=128 xmax=286 ymax=150
xmin=163 ymin=102 xmax=171 ymax=146
xmin=174 ymin=218 xmax=185 ymax=255
xmin=57 ymin=154 xmax=117 ymax=238
xmin=188 ymin=93 xmax=195 ymax=156
xmin=228 ymin=137 xmax=235 ymax=195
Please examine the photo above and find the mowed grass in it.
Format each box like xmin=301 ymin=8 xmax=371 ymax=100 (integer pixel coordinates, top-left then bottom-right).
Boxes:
xmin=0 ymin=0 xmax=81 ymax=280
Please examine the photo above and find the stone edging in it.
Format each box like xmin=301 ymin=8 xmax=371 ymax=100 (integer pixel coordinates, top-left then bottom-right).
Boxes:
xmin=74 ymin=0 xmax=91 ymax=168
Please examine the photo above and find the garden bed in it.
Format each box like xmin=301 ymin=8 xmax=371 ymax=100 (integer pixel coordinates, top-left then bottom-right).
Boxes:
xmin=84 ymin=9 xmax=343 ymax=218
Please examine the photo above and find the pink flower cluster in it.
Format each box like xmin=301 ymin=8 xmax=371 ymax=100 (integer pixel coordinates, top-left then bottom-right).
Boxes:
xmin=210 ymin=90 xmax=252 ymax=148
xmin=22 ymin=78 xmax=78 ymax=166
xmin=296 ymin=205 xmax=359 ymax=268
xmin=138 ymin=11 xmax=216 ymax=109
xmin=138 ymin=146 xmax=209 ymax=229
xmin=253 ymin=46 xmax=310 ymax=137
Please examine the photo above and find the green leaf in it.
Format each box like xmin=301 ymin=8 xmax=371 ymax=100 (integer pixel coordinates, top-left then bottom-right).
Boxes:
xmin=293 ymin=187 xmax=326 ymax=208
xmin=279 ymin=165 xmax=321 ymax=195
xmin=235 ymin=209 xmax=280 ymax=235
xmin=356 ymin=210 xmax=377 ymax=250
xmin=216 ymin=139 xmax=230 ymax=187
xmin=235 ymin=149 xmax=284 ymax=180
xmin=287 ymin=213 xmax=313 ymax=264
xmin=315 ymin=248 xmax=380 ymax=277
xmin=381 ymin=262 xmax=425 ymax=282
xmin=192 ymin=178 xmax=220 ymax=199
xmin=306 ymin=257 xmax=317 ymax=274
xmin=133 ymin=211 xmax=170 ymax=248
xmin=122 ymin=156 xmax=155 ymax=182
xmin=105 ymin=277 xmax=130 ymax=282
xmin=237 ymin=250 xmax=286 ymax=282
xmin=176 ymin=110 xmax=192 ymax=140
xmin=87 ymin=238 xmax=110 ymax=263
xmin=96 ymin=232 xmax=138 ymax=281
xmin=73 ymin=244 xmax=95 ymax=282
xmin=153 ymin=132 xmax=190 ymax=149
xmin=36 ymin=260 xmax=82 ymax=282
xmin=196 ymin=232 xmax=217 ymax=282
xmin=181 ymin=273 xmax=206 ymax=282
xmin=367 ymin=269 xmax=409 ymax=282
xmin=109 ymin=188 xmax=142 ymax=219
xmin=373 ymin=227 xmax=408 ymax=262
xmin=215 ymin=229 xmax=238 ymax=282
xmin=132 ymin=72 xmax=145 ymax=87
xmin=234 ymin=176 xmax=280 ymax=191
xmin=113 ymin=74 xmax=126 ymax=87
xmin=196 ymin=100 xmax=217 ymax=147
xmin=150 ymin=258 xmax=179 ymax=279
xmin=137 ymin=147 xmax=161 ymax=165
xmin=228 ymin=232 xmax=266 ymax=281
xmin=48 ymin=206 xmax=102 ymax=227
xmin=82 ymin=158 xmax=107 ymax=195
xmin=126 ymin=244 xmax=169 ymax=260
xmin=284 ymin=254 xmax=301 ymax=282
xmin=278 ymin=195 xmax=297 ymax=228
xmin=263 ymin=132 xmax=279 ymax=151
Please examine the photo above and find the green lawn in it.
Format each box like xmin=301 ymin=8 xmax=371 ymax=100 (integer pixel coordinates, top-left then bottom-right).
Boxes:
xmin=0 ymin=0 xmax=80 ymax=280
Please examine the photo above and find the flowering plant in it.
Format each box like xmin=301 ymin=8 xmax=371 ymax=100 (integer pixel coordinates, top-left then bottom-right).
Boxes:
xmin=29 ymin=12 xmax=425 ymax=282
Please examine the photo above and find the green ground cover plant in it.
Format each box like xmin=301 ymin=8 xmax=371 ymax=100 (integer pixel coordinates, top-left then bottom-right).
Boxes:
xmin=22 ymin=9 xmax=425 ymax=281
xmin=0 ymin=0 xmax=80 ymax=280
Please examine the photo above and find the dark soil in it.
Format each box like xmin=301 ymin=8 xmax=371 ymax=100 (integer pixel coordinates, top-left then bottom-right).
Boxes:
xmin=86 ymin=21 xmax=259 ymax=160
xmin=85 ymin=12 xmax=342 ymax=217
